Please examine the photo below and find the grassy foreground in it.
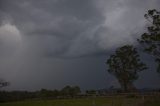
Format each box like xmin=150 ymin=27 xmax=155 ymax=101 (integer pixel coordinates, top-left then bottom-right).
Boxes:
xmin=0 ymin=97 xmax=160 ymax=106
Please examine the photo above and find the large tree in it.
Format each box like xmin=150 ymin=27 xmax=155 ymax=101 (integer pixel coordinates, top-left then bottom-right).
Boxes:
xmin=106 ymin=45 xmax=147 ymax=92
xmin=138 ymin=9 xmax=160 ymax=73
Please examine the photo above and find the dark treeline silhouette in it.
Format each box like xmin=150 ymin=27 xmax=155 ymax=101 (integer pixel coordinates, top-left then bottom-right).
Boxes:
xmin=1 ymin=86 xmax=159 ymax=103
xmin=86 ymin=89 xmax=97 ymax=95
xmin=0 ymin=85 xmax=81 ymax=103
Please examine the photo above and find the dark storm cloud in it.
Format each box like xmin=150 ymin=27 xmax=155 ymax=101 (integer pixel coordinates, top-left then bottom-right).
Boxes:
xmin=1 ymin=0 xmax=160 ymax=57
xmin=0 ymin=0 xmax=107 ymax=57
xmin=0 ymin=0 xmax=160 ymax=90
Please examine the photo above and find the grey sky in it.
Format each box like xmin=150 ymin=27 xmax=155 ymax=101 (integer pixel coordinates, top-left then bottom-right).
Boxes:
xmin=0 ymin=0 xmax=160 ymax=91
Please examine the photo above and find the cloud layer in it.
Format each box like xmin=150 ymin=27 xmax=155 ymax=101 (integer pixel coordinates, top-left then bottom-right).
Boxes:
xmin=0 ymin=0 xmax=160 ymax=90
xmin=1 ymin=0 xmax=160 ymax=57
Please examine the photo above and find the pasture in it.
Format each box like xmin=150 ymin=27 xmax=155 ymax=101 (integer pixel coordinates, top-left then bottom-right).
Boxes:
xmin=0 ymin=96 xmax=160 ymax=106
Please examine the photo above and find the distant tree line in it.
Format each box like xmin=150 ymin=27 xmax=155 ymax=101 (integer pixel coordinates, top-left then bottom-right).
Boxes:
xmin=0 ymin=85 xmax=81 ymax=103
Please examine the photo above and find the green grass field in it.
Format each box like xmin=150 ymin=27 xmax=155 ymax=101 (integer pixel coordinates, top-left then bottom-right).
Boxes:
xmin=0 ymin=97 xmax=160 ymax=106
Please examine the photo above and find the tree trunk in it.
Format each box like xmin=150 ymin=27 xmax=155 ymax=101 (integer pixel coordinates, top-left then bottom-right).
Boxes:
xmin=118 ymin=79 xmax=127 ymax=92
xmin=127 ymin=82 xmax=137 ymax=92
xmin=119 ymin=80 xmax=136 ymax=92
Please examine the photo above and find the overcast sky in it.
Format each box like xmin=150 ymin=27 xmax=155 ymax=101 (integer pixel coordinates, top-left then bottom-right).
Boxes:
xmin=0 ymin=0 xmax=160 ymax=91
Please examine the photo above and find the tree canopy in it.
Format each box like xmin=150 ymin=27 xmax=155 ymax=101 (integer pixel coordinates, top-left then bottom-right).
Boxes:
xmin=138 ymin=9 xmax=160 ymax=73
xmin=106 ymin=45 xmax=147 ymax=91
